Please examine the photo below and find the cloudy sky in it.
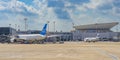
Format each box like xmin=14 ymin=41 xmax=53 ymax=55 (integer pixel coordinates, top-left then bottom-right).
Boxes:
xmin=0 ymin=0 xmax=120 ymax=32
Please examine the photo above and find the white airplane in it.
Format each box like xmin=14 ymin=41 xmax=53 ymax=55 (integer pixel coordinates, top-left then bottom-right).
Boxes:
xmin=84 ymin=34 xmax=100 ymax=42
xmin=10 ymin=24 xmax=48 ymax=43
xmin=10 ymin=23 xmax=62 ymax=43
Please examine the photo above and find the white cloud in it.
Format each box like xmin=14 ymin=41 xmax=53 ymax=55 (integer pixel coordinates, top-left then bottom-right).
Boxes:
xmin=0 ymin=1 xmax=8 ymax=10
xmin=83 ymin=0 xmax=114 ymax=9
xmin=112 ymin=6 xmax=120 ymax=17
xmin=0 ymin=0 xmax=120 ymax=32
xmin=83 ymin=0 xmax=103 ymax=9
xmin=82 ymin=0 xmax=120 ymax=17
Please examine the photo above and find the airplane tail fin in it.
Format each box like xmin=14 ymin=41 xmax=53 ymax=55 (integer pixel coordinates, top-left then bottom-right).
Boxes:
xmin=40 ymin=24 xmax=47 ymax=35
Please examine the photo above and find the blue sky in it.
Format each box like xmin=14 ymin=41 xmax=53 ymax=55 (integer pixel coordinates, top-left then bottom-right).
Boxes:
xmin=0 ymin=0 xmax=120 ymax=32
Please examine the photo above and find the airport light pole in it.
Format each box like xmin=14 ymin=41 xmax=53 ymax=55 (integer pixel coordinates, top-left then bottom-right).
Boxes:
xmin=72 ymin=22 xmax=75 ymax=41
xmin=9 ymin=24 xmax=11 ymax=28
xmin=47 ymin=21 xmax=50 ymax=35
xmin=95 ymin=23 xmax=98 ymax=35
xmin=53 ymin=21 xmax=55 ymax=34
xmin=24 ymin=18 xmax=27 ymax=34
xmin=46 ymin=21 xmax=50 ymax=42
xmin=15 ymin=24 xmax=17 ymax=30
xmin=9 ymin=24 xmax=11 ymax=35
xmin=18 ymin=25 xmax=20 ymax=31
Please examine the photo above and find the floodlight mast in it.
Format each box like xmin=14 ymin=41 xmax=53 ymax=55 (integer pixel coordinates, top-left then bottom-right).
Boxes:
xmin=24 ymin=18 xmax=27 ymax=34
xmin=53 ymin=21 xmax=56 ymax=34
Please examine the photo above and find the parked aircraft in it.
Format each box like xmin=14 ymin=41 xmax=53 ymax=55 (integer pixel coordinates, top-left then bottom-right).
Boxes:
xmin=17 ymin=24 xmax=47 ymax=40
xmin=10 ymin=24 xmax=47 ymax=43
xmin=84 ymin=34 xmax=100 ymax=42
xmin=10 ymin=23 xmax=63 ymax=44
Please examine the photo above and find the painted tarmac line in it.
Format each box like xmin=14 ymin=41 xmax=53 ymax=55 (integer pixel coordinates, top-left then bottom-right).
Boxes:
xmin=94 ymin=47 xmax=119 ymax=60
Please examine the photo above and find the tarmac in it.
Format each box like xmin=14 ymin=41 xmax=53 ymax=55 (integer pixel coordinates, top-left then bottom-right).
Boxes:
xmin=0 ymin=42 xmax=120 ymax=60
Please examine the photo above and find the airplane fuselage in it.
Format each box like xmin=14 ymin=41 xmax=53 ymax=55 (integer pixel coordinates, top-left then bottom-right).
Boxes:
xmin=84 ymin=37 xmax=99 ymax=42
xmin=17 ymin=34 xmax=46 ymax=40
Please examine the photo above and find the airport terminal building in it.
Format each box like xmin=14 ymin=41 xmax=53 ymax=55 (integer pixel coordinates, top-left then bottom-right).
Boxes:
xmin=0 ymin=27 xmax=17 ymax=43
xmin=72 ymin=22 xmax=120 ymax=41
xmin=0 ymin=22 xmax=120 ymax=43
xmin=0 ymin=27 xmax=17 ymax=35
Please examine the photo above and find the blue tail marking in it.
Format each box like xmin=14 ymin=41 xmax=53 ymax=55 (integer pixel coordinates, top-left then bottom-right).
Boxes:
xmin=40 ymin=24 xmax=47 ymax=35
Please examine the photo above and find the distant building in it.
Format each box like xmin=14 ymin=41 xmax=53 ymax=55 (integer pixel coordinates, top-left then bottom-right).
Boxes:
xmin=72 ymin=22 xmax=119 ymax=41
xmin=49 ymin=32 xmax=73 ymax=41
xmin=0 ymin=27 xmax=17 ymax=43
xmin=0 ymin=27 xmax=17 ymax=36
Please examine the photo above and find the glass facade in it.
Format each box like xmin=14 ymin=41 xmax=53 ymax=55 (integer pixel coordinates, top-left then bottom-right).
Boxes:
xmin=0 ymin=28 xmax=9 ymax=35
xmin=0 ymin=27 xmax=17 ymax=35
xmin=73 ymin=29 xmax=119 ymax=41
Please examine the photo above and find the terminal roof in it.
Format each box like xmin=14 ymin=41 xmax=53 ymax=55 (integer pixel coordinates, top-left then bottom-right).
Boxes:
xmin=73 ymin=22 xmax=119 ymax=30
